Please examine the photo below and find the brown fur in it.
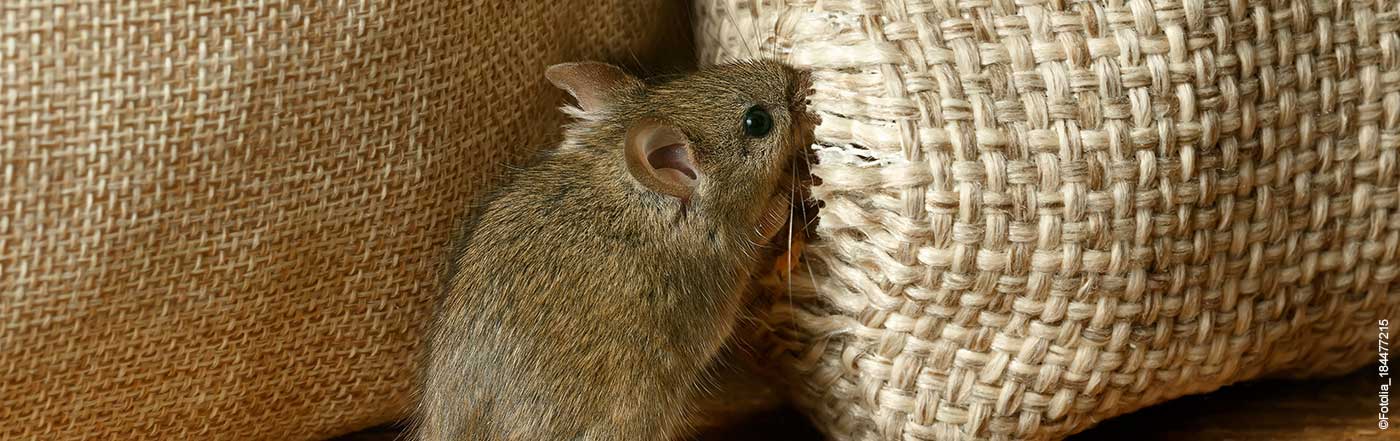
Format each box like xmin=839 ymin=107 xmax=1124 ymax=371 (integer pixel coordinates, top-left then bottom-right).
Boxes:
xmin=416 ymin=60 xmax=813 ymax=441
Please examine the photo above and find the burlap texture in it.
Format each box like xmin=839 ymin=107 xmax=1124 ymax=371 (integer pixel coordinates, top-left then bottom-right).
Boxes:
xmin=696 ymin=1 xmax=1400 ymax=440
xmin=0 ymin=1 xmax=691 ymax=440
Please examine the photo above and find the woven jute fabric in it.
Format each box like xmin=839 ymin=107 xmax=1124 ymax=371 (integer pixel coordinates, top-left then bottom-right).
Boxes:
xmin=0 ymin=1 xmax=691 ymax=440
xmin=696 ymin=1 xmax=1400 ymax=440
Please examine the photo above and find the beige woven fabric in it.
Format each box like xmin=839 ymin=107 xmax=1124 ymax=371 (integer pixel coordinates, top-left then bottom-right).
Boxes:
xmin=0 ymin=1 xmax=691 ymax=440
xmin=697 ymin=0 xmax=1400 ymax=440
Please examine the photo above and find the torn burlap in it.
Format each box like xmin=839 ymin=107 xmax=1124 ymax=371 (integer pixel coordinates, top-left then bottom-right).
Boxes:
xmin=0 ymin=1 xmax=691 ymax=440
xmin=695 ymin=0 xmax=1400 ymax=440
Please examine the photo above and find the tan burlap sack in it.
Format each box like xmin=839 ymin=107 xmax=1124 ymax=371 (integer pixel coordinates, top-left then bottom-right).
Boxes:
xmin=0 ymin=1 xmax=691 ymax=440
xmin=696 ymin=1 xmax=1400 ymax=440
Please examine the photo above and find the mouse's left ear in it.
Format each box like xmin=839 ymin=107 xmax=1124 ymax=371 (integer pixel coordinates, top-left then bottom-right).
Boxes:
xmin=625 ymin=118 xmax=699 ymax=201
xmin=545 ymin=62 xmax=636 ymax=114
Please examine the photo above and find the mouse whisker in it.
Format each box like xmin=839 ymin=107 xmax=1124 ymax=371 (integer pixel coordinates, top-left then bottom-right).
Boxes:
xmin=625 ymin=46 xmax=648 ymax=78
xmin=786 ymin=155 xmax=798 ymax=311
xmin=752 ymin=2 xmax=776 ymax=62
xmin=696 ymin=3 xmax=742 ymax=63
xmin=718 ymin=2 xmax=756 ymax=61
xmin=746 ymin=1 xmax=771 ymax=62
xmin=794 ymin=155 xmax=822 ymax=304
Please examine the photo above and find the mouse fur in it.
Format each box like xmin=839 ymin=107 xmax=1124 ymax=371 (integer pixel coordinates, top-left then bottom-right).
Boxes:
xmin=416 ymin=60 xmax=813 ymax=441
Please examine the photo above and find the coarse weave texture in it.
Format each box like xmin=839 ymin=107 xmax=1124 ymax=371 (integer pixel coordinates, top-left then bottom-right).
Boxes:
xmin=0 ymin=1 xmax=691 ymax=440
xmin=695 ymin=1 xmax=1400 ymax=440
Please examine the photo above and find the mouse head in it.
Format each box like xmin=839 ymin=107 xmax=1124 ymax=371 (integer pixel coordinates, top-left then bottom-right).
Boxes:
xmin=547 ymin=60 xmax=814 ymax=242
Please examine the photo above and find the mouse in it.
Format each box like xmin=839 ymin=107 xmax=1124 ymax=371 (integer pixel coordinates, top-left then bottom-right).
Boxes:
xmin=415 ymin=59 xmax=815 ymax=441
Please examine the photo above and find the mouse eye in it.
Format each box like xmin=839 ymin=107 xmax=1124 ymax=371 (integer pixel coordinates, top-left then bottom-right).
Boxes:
xmin=741 ymin=106 xmax=773 ymax=138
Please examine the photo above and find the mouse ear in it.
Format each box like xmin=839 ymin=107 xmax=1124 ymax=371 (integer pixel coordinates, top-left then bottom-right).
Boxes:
xmin=545 ymin=62 xmax=635 ymax=114
xmin=624 ymin=119 xmax=699 ymax=201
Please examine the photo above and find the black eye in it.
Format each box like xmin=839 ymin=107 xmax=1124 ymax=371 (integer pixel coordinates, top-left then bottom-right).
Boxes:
xmin=742 ymin=106 xmax=773 ymax=138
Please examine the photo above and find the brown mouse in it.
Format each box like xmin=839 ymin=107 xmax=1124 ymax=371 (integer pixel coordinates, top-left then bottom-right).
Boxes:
xmin=415 ymin=59 xmax=814 ymax=441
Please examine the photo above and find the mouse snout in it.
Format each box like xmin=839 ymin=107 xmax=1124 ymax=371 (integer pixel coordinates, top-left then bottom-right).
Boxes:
xmin=788 ymin=69 xmax=815 ymax=117
xmin=787 ymin=70 xmax=818 ymax=157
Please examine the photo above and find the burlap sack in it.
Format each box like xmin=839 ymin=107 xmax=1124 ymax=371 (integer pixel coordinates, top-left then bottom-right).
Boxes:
xmin=0 ymin=1 xmax=692 ymax=440
xmin=696 ymin=1 xmax=1400 ymax=440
